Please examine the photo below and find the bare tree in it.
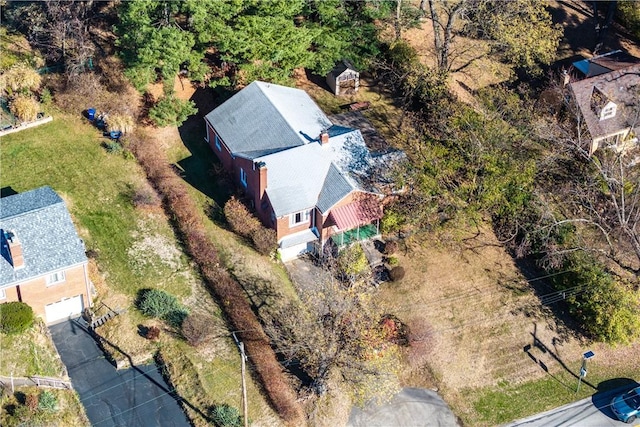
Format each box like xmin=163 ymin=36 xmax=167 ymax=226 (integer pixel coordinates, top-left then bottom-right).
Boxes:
xmin=7 ymin=1 xmax=96 ymax=75
xmin=533 ymin=80 xmax=640 ymax=277
xmin=264 ymin=275 xmax=400 ymax=401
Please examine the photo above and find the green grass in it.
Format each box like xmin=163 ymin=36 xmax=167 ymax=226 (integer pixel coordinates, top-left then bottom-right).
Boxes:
xmin=0 ymin=111 xmax=193 ymax=299
xmin=1 ymin=111 xmax=278 ymax=425
xmin=461 ymin=362 xmax=640 ymax=425
xmin=0 ymin=320 xmax=65 ymax=377
xmin=0 ymin=386 xmax=89 ymax=427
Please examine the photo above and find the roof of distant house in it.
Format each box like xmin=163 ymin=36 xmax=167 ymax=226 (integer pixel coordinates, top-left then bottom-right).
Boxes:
xmin=0 ymin=186 xmax=87 ymax=288
xmin=569 ymin=63 xmax=640 ymax=141
xmin=205 ymin=81 xmax=332 ymax=159
xmin=572 ymin=50 xmax=640 ymax=78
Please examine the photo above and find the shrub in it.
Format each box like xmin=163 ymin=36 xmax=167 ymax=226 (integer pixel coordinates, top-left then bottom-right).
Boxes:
xmin=104 ymin=140 xmax=122 ymax=154
xmin=146 ymin=325 xmax=161 ymax=341
xmin=149 ymin=96 xmax=197 ymax=127
xmin=182 ymin=313 xmax=213 ymax=347
xmin=165 ymin=307 xmax=189 ymax=328
xmin=9 ymin=96 xmax=40 ymax=121
xmin=210 ymin=403 xmax=242 ymax=427
xmin=25 ymin=393 xmax=39 ymax=411
xmin=389 ymin=266 xmax=406 ymax=282
xmin=337 ymin=244 xmax=370 ymax=281
xmin=387 ymin=255 xmax=399 ymax=267
xmin=1 ymin=62 xmax=41 ymax=95
xmin=0 ymin=301 xmax=34 ymax=334
xmin=251 ymin=226 xmax=277 ymax=255
xmin=39 ymin=87 xmax=52 ymax=106
xmin=106 ymin=113 xmax=135 ymax=135
xmin=138 ymin=289 xmax=180 ymax=319
xmin=38 ymin=390 xmax=58 ymax=412
xmin=384 ymin=240 xmax=398 ymax=255
xmin=223 ymin=197 xmax=260 ymax=238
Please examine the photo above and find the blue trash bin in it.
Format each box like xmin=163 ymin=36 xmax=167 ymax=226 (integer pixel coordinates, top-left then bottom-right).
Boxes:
xmin=87 ymin=108 xmax=96 ymax=121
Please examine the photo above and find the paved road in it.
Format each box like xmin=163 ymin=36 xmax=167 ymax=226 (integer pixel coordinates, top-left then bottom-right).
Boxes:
xmin=505 ymin=385 xmax=640 ymax=427
xmin=347 ymin=387 xmax=460 ymax=427
xmin=50 ymin=319 xmax=190 ymax=427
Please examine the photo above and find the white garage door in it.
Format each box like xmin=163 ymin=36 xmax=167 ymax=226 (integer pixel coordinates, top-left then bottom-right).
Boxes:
xmin=279 ymin=242 xmax=310 ymax=262
xmin=45 ymin=295 xmax=84 ymax=324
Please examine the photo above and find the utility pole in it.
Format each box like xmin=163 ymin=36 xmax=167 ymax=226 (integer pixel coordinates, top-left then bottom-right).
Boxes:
xmin=233 ymin=333 xmax=249 ymax=427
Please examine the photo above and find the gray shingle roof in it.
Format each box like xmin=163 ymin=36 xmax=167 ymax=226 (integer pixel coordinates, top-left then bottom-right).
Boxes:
xmin=206 ymin=82 xmax=400 ymax=218
xmin=0 ymin=186 xmax=87 ymax=288
xmin=570 ymin=63 xmax=640 ymax=141
xmin=204 ymin=81 xmax=331 ymax=159
xmin=255 ymin=143 xmax=333 ymax=217
xmin=317 ymin=164 xmax=355 ymax=214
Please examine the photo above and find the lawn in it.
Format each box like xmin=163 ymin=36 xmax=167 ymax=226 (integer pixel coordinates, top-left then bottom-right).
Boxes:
xmin=0 ymin=320 xmax=65 ymax=377
xmin=1 ymin=110 xmax=280 ymax=426
xmin=0 ymin=386 xmax=89 ymax=427
xmin=379 ymin=227 xmax=640 ymax=426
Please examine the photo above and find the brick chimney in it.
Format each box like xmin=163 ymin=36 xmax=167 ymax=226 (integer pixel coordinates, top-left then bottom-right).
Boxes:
xmin=257 ymin=161 xmax=267 ymax=206
xmin=319 ymin=130 xmax=329 ymax=145
xmin=5 ymin=231 xmax=24 ymax=269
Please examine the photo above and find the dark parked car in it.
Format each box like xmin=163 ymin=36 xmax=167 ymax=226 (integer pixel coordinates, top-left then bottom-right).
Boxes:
xmin=612 ymin=386 xmax=640 ymax=424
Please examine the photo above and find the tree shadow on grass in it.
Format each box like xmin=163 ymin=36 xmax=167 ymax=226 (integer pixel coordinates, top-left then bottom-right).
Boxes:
xmin=591 ymin=378 xmax=639 ymax=421
xmin=523 ymin=323 xmax=597 ymax=393
xmin=175 ymin=85 xmax=235 ymax=210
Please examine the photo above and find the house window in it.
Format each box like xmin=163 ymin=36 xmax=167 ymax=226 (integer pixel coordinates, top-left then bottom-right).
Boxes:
xmin=601 ymin=104 xmax=617 ymax=120
xmin=46 ymin=271 xmax=66 ymax=286
xmin=215 ymin=134 xmax=221 ymax=151
xmin=0 ymin=288 xmax=5 ymax=300
xmin=240 ymin=168 xmax=247 ymax=187
xmin=289 ymin=210 xmax=310 ymax=226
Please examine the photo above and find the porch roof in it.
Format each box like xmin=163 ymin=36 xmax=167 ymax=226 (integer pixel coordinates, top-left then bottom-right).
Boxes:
xmin=328 ymin=200 xmax=382 ymax=231
xmin=279 ymin=228 xmax=319 ymax=249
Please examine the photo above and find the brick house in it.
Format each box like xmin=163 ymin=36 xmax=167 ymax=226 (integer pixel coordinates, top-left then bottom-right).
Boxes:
xmin=568 ymin=51 xmax=640 ymax=155
xmin=204 ymin=81 xmax=402 ymax=261
xmin=0 ymin=186 xmax=92 ymax=324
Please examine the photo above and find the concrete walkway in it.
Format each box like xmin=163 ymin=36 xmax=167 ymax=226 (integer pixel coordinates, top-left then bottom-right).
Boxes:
xmin=348 ymin=387 xmax=460 ymax=427
xmin=0 ymin=375 xmax=71 ymax=390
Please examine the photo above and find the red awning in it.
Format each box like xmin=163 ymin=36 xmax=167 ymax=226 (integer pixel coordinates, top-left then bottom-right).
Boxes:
xmin=328 ymin=200 xmax=382 ymax=231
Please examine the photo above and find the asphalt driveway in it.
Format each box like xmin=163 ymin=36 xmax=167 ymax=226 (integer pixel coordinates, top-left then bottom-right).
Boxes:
xmin=50 ymin=319 xmax=190 ymax=427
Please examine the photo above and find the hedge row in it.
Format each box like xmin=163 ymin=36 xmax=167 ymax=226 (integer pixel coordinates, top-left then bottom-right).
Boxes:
xmin=130 ymin=133 xmax=304 ymax=425
xmin=224 ymin=196 xmax=277 ymax=255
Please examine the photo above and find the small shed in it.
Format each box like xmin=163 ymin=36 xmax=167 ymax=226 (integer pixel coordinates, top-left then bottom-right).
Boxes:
xmin=326 ymin=60 xmax=359 ymax=96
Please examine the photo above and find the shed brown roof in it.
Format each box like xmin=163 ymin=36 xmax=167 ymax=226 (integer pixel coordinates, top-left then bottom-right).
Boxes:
xmin=569 ymin=63 xmax=640 ymax=141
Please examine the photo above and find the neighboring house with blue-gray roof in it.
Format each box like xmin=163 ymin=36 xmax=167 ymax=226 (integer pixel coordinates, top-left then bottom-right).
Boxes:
xmin=204 ymin=81 xmax=403 ymax=260
xmin=0 ymin=186 xmax=92 ymax=324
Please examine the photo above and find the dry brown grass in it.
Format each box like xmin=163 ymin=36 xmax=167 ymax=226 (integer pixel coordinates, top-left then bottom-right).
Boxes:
xmin=380 ymin=226 xmax=640 ymax=422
